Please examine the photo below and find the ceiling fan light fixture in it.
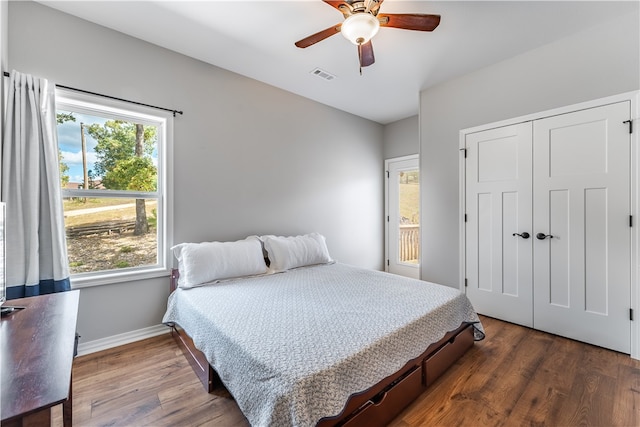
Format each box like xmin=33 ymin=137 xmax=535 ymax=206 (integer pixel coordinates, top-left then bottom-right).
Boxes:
xmin=341 ymin=13 xmax=380 ymax=45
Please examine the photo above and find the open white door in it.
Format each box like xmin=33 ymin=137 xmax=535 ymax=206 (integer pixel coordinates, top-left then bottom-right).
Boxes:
xmin=386 ymin=156 xmax=420 ymax=279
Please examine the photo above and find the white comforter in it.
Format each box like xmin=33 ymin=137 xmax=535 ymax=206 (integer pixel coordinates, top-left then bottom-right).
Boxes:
xmin=162 ymin=263 xmax=483 ymax=427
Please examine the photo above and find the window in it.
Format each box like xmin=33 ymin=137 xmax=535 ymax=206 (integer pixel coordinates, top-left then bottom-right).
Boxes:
xmin=56 ymin=90 xmax=172 ymax=286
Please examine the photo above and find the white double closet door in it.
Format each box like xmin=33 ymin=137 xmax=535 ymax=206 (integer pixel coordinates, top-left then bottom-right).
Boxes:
xmin=465 ymin=101 xmax=631 ymax=353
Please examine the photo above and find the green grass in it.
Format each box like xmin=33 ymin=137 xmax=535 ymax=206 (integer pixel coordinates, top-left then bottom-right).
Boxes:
xmin=63 ymin=199 xmax=157 ymax=227
xmin=399 ymin=183 xmax=420 ymax=224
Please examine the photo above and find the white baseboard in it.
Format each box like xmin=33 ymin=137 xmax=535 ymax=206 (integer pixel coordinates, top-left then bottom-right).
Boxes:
xmin=77 ymin=324 xmax=171 ymax=356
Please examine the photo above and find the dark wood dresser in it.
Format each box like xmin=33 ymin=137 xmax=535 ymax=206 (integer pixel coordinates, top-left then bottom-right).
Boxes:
xmin=1 ymin=290 xmax=80 ymax=426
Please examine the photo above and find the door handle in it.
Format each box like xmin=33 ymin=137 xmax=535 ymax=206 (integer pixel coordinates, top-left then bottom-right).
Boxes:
xmin=536 ymin=233 xmax=554 ymax=240
xmin=512 ymin=232 xmax=530 ymax=239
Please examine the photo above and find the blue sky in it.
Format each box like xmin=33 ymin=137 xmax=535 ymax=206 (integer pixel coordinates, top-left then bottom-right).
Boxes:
xmin=57 ymin=111 xmax=106 ymax=184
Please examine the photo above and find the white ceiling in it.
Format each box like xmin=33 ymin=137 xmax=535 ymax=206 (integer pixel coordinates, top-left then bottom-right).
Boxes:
xmin=37 ymin=1 xmax=637 ymax=124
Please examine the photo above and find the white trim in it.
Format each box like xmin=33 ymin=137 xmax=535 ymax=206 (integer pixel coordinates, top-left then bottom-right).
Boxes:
xmin=417 ymin=101 xmax=423 ymax=281
xmin=70 ymin=267 xmax=170 ymax=289
xmin=385 ymin=160 xmax=389 ymax=273
xmin=76 ymin=324 xmax=170 ymax=356
xmin=459 ymin=131 xmax=467 ymax=293
xmin=459 ymin=90 xmax=640 ymax=360
xmin=56 ymin=89 xmax=164 ymax=126
xmin=631 ymin=91 xmax=640 ymax=360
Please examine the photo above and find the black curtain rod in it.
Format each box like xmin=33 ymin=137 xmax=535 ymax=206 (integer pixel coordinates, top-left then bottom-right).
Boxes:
xmin=3 ymin=71 xmax=183 ymax=117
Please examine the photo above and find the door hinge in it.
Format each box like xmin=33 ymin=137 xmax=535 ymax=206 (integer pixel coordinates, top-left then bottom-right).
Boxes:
xmin=465 ymin=278 xmax=468 ymax=287
xmin=630 ymin=215 xmax=633 ymax=227
xmin=631 ymin=308 xmax=634 ymax=321
xmin=386 ymin=170 xmax=389 ymax=178
xmin=387 ymin=215 xmax=389 ymax=222
xmin=459 ymin=148 xmax=467 ymax=158
xmin=623 ymin=119 xmax=633 ymax=134
xmin=464 ymin=214 xmax=468 ymax=222
xmin=387 ymin=259 xmax=390 ymax=266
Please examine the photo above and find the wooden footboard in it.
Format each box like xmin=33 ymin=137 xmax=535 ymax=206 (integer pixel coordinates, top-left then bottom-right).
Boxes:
xmin=318 ymin=323 xmax=474 ymax=427
xmin=168 ymin=269 xmax=216 ymax=392
xmin=168 ymin=269 xmax=476 ymax=427
xmin=171 ymin=324 xmax=216 ymax=392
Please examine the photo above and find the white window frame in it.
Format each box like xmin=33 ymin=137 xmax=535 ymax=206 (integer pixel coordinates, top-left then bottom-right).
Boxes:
xmin=56 ymin=89 xmax=173 ymax=288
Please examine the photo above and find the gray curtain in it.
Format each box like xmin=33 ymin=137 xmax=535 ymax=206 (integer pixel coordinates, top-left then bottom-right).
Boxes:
xmin=2 ymin=70 xmax=70 ymax=298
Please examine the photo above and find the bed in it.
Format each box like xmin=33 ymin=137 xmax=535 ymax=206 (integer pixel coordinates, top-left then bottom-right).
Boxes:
xmin=162 ymin=234 xmax=484 ymax=427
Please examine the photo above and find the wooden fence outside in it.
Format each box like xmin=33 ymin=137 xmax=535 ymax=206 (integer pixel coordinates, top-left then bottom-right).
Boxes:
xmin=66 ymin=219 xmax=137 ymax=238
xmin=399 ymin=224 xmax=420 ymax=263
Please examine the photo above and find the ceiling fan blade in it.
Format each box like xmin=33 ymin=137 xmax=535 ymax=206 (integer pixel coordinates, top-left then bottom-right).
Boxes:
xmin=323 ymin=0 xmax=347 ymax=9
xmin=378 ymin=13 xmax=441 ymax=31
xmin=358 ymin=40 xmax=375 ymax=67
xmin=322 ymin=1 xmax=352 ymax=17
xmin=295 ymin=24 xmax=342 ymax=48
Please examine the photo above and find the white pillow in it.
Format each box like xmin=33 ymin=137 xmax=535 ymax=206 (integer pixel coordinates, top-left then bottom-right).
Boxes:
xmin=261 ymin=233 xmax=332 ymax=272
xmin=172 ymin=236 xmax=268 ymax=288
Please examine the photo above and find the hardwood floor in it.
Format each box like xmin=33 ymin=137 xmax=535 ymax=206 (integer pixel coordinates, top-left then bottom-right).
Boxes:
xmin=52 ymin=316 xmax=639 ymax=426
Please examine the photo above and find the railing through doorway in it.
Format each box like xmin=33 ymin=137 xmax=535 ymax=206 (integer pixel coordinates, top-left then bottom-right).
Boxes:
xmin=399 ymin=225 xmax=419 ymax=263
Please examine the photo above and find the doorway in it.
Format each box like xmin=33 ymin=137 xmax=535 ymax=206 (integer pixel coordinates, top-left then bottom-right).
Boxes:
xmin=385 ymin=155 xmax=420 ymax=279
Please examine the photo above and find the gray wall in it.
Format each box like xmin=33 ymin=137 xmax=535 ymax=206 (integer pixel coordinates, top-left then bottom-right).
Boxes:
xmin=420 ymin=11 xmax=640 ymax=287
xmin=1 ymin=0 xmax=7 ymax=188
xmin=0 ymin=2 xmax=5 ymax=68
xmin=383 ymin=115 xmax=419 ymax=160
xmin=7 ymin=1 xmax=384 ymax=343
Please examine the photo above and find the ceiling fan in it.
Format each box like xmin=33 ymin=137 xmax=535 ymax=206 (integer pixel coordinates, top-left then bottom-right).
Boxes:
xmin=295 ymin=0 xmax=441 ymax=73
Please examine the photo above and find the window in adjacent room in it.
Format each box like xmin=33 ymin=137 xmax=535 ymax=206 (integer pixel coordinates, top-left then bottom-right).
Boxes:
xmin=56 ymin=89 xmax=172 ymax=286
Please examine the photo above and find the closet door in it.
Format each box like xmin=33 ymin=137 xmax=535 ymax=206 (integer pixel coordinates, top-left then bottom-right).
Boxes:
xmin=532 ymin=101 xmax=631 ymax=353
xmin=465 ymin=122 xmax=533 ymax=327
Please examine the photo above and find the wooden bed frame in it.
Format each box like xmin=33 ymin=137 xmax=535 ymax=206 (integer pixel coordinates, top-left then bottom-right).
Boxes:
xmin=168 ymin=269 xmax=476 ymax=427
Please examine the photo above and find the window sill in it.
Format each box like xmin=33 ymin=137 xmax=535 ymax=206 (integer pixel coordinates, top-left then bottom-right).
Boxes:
xmin=70 ymin=267 xmax=171 ymax=289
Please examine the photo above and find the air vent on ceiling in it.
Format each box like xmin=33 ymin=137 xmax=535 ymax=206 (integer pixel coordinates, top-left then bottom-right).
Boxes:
xmin=310 ymin=67 xmax=336 ymax=81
